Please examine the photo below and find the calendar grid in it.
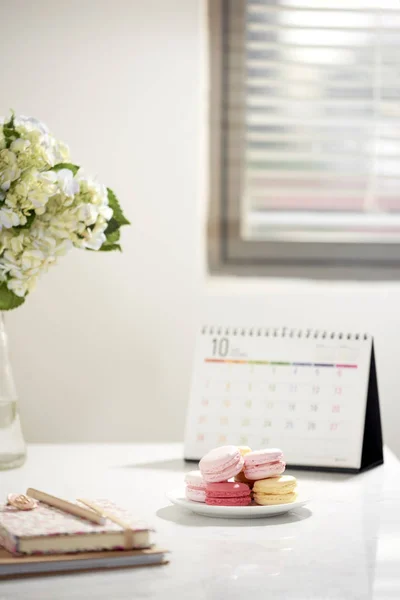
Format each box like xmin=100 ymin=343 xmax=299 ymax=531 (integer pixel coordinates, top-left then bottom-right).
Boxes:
xmin=185 ymin=323 xmax=373 ymax=469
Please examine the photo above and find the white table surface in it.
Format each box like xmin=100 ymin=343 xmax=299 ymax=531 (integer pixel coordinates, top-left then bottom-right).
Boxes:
xmin=1 ymin=444 xmax=399 ymax=600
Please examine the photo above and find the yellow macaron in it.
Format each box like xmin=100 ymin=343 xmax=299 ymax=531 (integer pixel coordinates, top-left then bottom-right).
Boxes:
xmin=253 ymin=475 xmax=297 ymax=506
xmin=237 ymin=446 xmax=252 ymax=456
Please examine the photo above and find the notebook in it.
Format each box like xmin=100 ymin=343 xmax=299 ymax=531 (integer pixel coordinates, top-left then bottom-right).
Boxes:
xmin=0 ymin=500 xmax=151 ymax=555
xmin=184 ymin=323 xmax=383 ymax=473
xmin=0 ymin=547 xmax=168 ymax=579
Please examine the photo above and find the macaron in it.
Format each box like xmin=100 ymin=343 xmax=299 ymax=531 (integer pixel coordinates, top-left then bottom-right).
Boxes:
xmin=244 ymin=448 xmax=286 ymax=481
xmin=185 ymin=470 xmax=206 ymax=503
xmin=253 ymin=475 xmax=297 ymax=505
xmin=206 ymin=482 xmax=251 ymax=506
xmin=199 ymin=445 xmax=244 ymax=483
xmin=234 ymin=470 xmax=254 ymax=487
xmin=235 ymin=445 xmax=254 ymax=486
xmin=237 ymin=446 xmax=252 ymax=457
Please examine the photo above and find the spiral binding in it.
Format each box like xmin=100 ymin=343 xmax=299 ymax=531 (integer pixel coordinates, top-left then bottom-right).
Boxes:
xmin=201 ymin=325 xmax=368 ymax=341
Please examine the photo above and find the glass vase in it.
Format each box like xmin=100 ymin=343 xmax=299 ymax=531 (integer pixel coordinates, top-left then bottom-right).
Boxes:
xmin=0 ymin=313 xmax=26 ymax=469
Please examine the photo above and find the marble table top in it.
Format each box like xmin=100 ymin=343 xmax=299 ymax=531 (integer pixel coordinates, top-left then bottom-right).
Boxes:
xmin=1 ymin=443 xmax=399 ymax=599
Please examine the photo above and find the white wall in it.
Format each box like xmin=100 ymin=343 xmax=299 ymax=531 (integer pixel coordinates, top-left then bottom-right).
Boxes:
xmin=0 ymin=0 xmax=204 ymax=442
xmin=1 ymin=0 xmax=399 ymax=457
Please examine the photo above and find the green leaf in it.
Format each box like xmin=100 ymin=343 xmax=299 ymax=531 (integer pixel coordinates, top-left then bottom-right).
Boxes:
xmin=98 ymin=243 xmax=121 ymax=252
xmin=0 ymin=283 xmax=25 ymax=310
xmin=52 ymin=163 xmax=80 ymax=175
xmin=100 ymin=229 xmax=121 ymax=251
xmin=101 ymin=189 xmax=128 ymax=251
xmin=3 ymin=111 xmax=15 ymax=127
xmin=107 ymin=188 xmax=130 ymax=227
xmin=95 ymin=228 xmax=121 ymax=252
xmin=3 ymin=112 xmax=18 ymax=148
xmin=104 ymin=217 xmax=119 ymax=236
xmin=105 ymin=229 xmax=120 ymax=244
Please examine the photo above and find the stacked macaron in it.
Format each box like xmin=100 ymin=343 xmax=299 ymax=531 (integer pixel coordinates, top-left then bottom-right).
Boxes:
xmin=243 ymin=449 xmax=298 ymax=505
xmin=185 ymin=470 xmax=207 ymax=503
xmin=199 ymin=445 xmax=244 ymax=483
xmin=253 ymin=475 xmax=297 ymax=505
xmin=243 ymin=448 xmax=286 ymax=481
xmin=186 ymin=444 xmax=298 ymax=507
xmin=205 ymin=482 xmax=251 ymax=507
xmin=199 ymin=445 xmax=251 ymax=506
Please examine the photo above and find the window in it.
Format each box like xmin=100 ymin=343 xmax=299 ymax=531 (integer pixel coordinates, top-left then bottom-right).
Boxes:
xmin=208 ymin=0 xmax=400 ymax=274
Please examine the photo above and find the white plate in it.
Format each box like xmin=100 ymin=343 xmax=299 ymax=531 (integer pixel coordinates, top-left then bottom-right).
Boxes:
xmin=166 ymin=488 xmax=309 ymax=519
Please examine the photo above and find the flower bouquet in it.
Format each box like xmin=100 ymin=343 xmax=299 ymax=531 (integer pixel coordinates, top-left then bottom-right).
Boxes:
xmin=0 ymin=112 xmax=129 ymax=308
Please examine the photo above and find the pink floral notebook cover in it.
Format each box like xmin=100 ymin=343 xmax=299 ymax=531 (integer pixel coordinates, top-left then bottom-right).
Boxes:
xmin=0 ymin=500 xmax=151 ymax=555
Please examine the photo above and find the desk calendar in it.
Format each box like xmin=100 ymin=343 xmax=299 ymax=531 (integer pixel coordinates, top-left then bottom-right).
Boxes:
xmin=184 ymin=325 xmax=383 ymax=472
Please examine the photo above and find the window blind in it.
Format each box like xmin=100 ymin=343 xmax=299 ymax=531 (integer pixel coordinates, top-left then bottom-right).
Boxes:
xmin=225 ymin=0 xmax=400 ymax=242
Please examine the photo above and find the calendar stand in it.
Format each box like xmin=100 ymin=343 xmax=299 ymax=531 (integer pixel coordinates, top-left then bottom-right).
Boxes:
xmin=359 ymin=343 xmax=383 ymax=472
xmin=184 ymin=326 xmax=384 ymax=473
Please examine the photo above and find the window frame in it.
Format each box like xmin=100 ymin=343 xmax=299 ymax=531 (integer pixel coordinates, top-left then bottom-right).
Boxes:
xmin=208 ymin=0 xmax=400 ymax=279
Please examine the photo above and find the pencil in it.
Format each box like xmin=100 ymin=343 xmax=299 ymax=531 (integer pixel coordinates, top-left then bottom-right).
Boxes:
xmin=26 ymin=488 xmax=105 ymax=525
xmin=77 ymin=498 xmax=131 ymax=530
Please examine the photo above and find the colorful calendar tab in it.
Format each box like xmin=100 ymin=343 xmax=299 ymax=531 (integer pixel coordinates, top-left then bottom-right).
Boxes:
xmin=205 ymin=358 xmax=358 ymax=369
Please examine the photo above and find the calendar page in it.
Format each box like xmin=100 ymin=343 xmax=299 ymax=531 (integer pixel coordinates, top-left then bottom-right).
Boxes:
xmin=184 ymin=326 xmax=373 ymax=470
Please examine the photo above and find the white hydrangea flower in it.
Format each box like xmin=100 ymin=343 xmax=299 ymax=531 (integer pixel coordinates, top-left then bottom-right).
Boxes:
xmin=10 ymin=139 xmax=31 ymax=154
xmin=27 ymin=171 xmax=58 ymax=213
xmin=83 ymin=221 xmax=107 ymax=251
xmin=0 ymin=207 xmax=22 ymax=229
xmin=56 ymin=169 xmax=79 ymax=198
xmin=53 ymin=238 xmax=72 ymax=256
xmin=0 ymin=219 xmax=74 ymax=296
xmin=99 ymin=204 xmax=113 ymax=221
xmin=48 ymin=139 xmax=70 ymax=166
xmin=20 ymin=249 xmax=44 ymax=274
xmin=5 ymin=168 xmax=58 ymax=216
xmin=0 ymin=150 xmax=21 ymax=191
xmin=7 ymin=277 xmax=32 ymax=297
xmin=1 ymin=249 xmax=22 ymax=278
xmin=9 ymin=233 xmax=24 ymax=254
xmin=13 ymin=116 xmax=70 ymax=169
xmin=71 ymin=175 xmax=113 ymax=249
xmin=14 ymin=116 xmax=49 ymax=136
xmin=0 ymin=114 xmax=123 ymax=303
xmin=77 ymin=203 xmax=98 ymax=225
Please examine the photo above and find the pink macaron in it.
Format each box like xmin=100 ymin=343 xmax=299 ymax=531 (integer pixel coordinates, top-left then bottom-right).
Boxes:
xmin=185 ymin=470 xmax=206 ymax=503
xmin=206 ymin=482 xmax=251 ymax=506
xmin=244 ymin=448 xmax=286 ymax=481
xmin=199 ymin=445 xmax=244 ymax=483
